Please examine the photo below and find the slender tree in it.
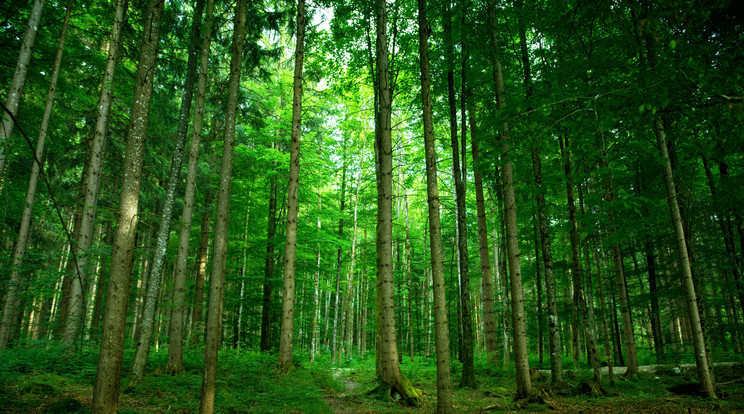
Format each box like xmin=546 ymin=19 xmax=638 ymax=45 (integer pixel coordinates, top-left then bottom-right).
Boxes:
xmin=128 ymin=0 xmax=205 ymax=386
xmin=198 ymin=0 xmax=247 ymax=410
xmin=0 ymin=0 xmax=45 ymax=180
xmin=167 ymin=0 xmax=215 ymax=375
xmin=278 ymin=0 xmax=306 ymax=370
xmin=0 ymin=0 xmax=69 ymax=349
xmin=372 ymin=0 xmax=420 ymax=404
xmin=417 ymin=1 xmax=457 ymax=394
xmin=488 ymin=1 xmax=531 ymax=399
xmin=91 ymin=0 xmax=165 ymax=411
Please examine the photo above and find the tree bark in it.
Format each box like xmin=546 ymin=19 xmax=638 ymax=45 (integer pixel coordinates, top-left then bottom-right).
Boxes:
xmin=92 ymin=0 xmax=164 ymax=411
xmin=278 ymin=0 xmax=305 ymax=369
xmin=373 ymin=0 xmax=420 ymax=405
xmin=0 ymin=0 xmax=45 ymax=179
xmin=167 ymin=0 xmax=215 ymax=375
xmin=129 ymin=0 xmax=204 ymax=386
xmin=199 ymin=0 xmax=247 ymax=410
xmin=418 ymin=0 xmax=453 ymax=409
xmin=488 ymin=1 xmax=531 ymax=399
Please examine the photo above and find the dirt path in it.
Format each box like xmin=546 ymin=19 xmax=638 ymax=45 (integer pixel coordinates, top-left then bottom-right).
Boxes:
xmin=325 ymin=368 xmax=364 ymax=413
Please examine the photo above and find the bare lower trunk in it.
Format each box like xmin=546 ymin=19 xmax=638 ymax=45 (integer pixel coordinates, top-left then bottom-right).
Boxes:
xmin=92 ymin=0 xmax=164 ymax=411
xmin=561 ymin=136 xmax=601 ymax=381
xmin=199 ymin=0 xmax=246 ymax=411
xmin=278 ymin=0 xmax=305 ymax=369
xmin=190 ymin=190 xmax=213 ymax=345
xmin=310 ymin=191 xmax=322 ymax=362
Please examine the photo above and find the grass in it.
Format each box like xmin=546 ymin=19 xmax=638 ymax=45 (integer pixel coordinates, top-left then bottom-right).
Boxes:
xmin=2 ymin=343 xmax=744 ymax=413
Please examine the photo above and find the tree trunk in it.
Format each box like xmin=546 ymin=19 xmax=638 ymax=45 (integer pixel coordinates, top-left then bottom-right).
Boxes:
xmin=310 ymin=190 xmax=322 ymax=362
xmin=654 ymin=118 xmax=716 ymax=398
xmin=129 ymin=0 xmax=204 ymax=386
xmin=199 ymin=0 xmax=246 ymax=411
xmin=190 ymin=190 xmax=213 ymax=345
xmin=332 ymin=142 xmax=347 ymax=362
xmin=260 ymin=159 xmax=278 ymax=351
xmin=167 ymin=0 xmax=214 ymax=375
xmin=488 ymin=1 xmax=531 ymax=399
xmin=58 ymin=0 xmax=126 ymax=346
xmin=0 ymin=0 xmax=70 ymax=349
xmin=373 ymin=0 xmax=420 ymax=405
xmin=560 ymin=136 xmax=601 ymax=381
xmin=0 ymin=0 xmax=45 ymax=179
xmin=470 ymin=109 xmax=498 ymax=366
xmin=277 ymin=0 xmax=306 ymax=370
xmin=91 ymin=0 xmax=164 ymax=411
xmin=417 ymin=0 xmax=452 ymax=409
xmin=593 ymin=239 xmax=615 ymax=385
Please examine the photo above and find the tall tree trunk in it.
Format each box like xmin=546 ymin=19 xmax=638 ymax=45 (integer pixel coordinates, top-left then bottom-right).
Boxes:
xmin=277 ymin=0 xmax=305 ymax=370
xmin=0 ymin=1 xmax=70 ymax=349
xmin=190 ymin=190 xmax=213 ymax=345
xmin=560 ymin=136 xmax=601 ymax=381
xmin=309 ymin=190 xmax=322 ymax=362
xmin=593 ymin=238 xmax=615 ymax=385
xmin=332 ymin=142 xmax=348 ymax=362
xmin=373 ymin=0 xmax=420 ymax=404
xmin=167 ymin=0 xmax=215 ymax=375
xmin=129 ymin=0 xmax=204 ymax=386
xmin=654 ymin=118 xmax=716 ymax=398
xmin=470 ymin=109 xmax=498 ymax=366
xmin=488 ymin=1 xmax=531 ymax=399
xmin=417 ymin=0 xmax=452 ymax=409
xmin=260 ymin=159 xmax=278 ymax=351
xmin=199 ymin=0 xmax=247 ymax=410
xmin=340 ymin=153 xmax=364 ymax=357
xmin=443 ymin=3 xmax=475 ymax=387
xmin=519 ymin=4 xmax=562 ymax=385
xmin=0 ymin=0 xmax=45 ymax=179
xmin=92 ymin=0 xmax=164 ymax=411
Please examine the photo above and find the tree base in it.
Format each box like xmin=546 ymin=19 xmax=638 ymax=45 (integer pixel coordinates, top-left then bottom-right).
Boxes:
xmin=370 ymin=373 xmax=422 ymax=407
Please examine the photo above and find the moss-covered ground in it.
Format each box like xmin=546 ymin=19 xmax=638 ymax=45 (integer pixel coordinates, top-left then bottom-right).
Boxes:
xmin=2 ymin=343 xmax=744 ymax=413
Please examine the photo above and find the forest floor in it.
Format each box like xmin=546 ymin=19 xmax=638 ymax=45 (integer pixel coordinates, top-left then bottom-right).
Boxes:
xmin=2 ymin=344 xmax=744 ymax=413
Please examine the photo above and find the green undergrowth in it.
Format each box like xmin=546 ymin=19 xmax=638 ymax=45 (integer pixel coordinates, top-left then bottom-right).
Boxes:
xmin=3 ymin=344 xmax=744 ymax=413
xmin=0 ymin=343 xmax=341 ymax=413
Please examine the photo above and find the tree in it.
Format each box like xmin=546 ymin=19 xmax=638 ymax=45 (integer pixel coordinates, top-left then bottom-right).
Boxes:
xmin=91 ymin=0 xmax=165 ymax=411
xmin=418 ymin=0 xmax=453 ymax=410
xmin=488 ymin=0 xmax=531 ymax=399
xmin=198 ymin=0 xmax=247 ymax=410
xmin=278 ymin=0 xmax=306 ymax=370
xmin=0 ymin=0 xmax=69 ymax=350
xmin=372 ymin=0 xmax=420 ymax=404
xmin=127 ymin=0 xmax=205 ymax=386
xmin=0 ymin=0 xmax=45 ymax=181
xmin=167 ymin=0 xmax=216 ymax=375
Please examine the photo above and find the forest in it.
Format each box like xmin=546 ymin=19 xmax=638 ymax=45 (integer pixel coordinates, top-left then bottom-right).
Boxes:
xmin=0 ymin=0 xmax=743 ymax=412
